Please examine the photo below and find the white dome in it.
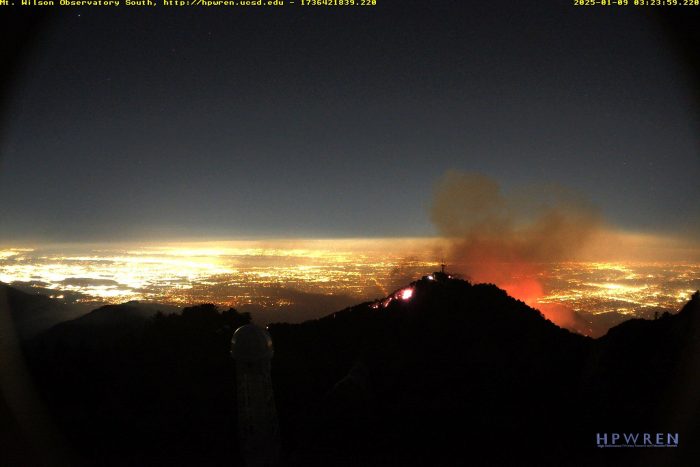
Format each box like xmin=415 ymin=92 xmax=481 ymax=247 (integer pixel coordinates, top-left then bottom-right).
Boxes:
xmin=231 ymin=324 xmax=274 ymax=361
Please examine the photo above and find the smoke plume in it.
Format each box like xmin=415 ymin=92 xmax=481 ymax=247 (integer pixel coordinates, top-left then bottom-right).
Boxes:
xmin=430 ymin=171 xmax=602 ymax=331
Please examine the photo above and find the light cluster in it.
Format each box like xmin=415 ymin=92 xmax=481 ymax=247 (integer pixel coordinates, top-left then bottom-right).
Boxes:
xmin=1 ymin=247 xmax=698 ymax=320
xmin=538 ymin=262 xmax=700 ymax=316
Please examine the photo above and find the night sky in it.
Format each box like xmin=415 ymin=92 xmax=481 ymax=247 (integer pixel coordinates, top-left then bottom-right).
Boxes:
xmin=1 ymin=1 xmax=698 ymax=243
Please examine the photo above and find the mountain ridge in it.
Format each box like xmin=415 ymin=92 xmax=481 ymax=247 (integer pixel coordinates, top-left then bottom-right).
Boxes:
xmin=4 ymin=278 xmax=698 ymax=466
xmin=266 ymin=277 xmax=698 ymax=466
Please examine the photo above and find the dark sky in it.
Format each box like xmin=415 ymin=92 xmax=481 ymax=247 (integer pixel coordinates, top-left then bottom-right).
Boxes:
xmin=1 ymin=1 xmax=698 ymax=242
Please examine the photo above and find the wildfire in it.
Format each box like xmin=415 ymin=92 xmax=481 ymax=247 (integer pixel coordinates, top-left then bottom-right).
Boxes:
xmin=371 ymin=286 xmax=415 ymax=310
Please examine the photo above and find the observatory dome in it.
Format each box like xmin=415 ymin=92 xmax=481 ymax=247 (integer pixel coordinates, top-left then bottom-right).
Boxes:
xmin=231 ymin=324 xmax=274 ymax=361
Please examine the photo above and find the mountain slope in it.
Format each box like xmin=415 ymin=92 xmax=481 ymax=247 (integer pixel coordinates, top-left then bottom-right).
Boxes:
xmin=15 ymin=277 xmax=699 ymax=467
xmin=0 ymin=282 xmax=90 ymax=339
xmin=38 ymin=300 xmax=181 ymax=348
xmin=268 ymin=278 xmax=699 ymax=467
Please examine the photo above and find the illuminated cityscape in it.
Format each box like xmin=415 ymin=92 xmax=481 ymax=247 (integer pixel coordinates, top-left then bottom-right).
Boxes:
xmin=540 ymin=261 xmax=700 ymax=316
xmin=1 ymin=243 xmax=698 ymax=331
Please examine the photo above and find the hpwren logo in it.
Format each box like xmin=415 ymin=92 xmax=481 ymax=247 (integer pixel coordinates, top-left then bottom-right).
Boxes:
xmin=596 ymin=433 xmax=679 ymax=448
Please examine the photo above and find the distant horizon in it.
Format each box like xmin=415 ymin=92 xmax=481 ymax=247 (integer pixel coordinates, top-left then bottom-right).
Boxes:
xmin=2 ymin=226 xmax=699 ymax=262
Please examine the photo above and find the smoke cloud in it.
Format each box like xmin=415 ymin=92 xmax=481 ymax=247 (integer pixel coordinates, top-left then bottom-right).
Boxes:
xmin=430 ymin=171 xmax=603 ymax=331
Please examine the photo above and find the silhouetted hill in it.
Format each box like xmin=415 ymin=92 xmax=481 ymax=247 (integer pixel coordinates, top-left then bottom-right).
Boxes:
xmin=25 ymin=304 xmax=251 ymax=467
xmin=14 ymin=279 xmax=699 ymax=467
xmin=268 ymin=278 xmax=698 ymax=466
xmin=578 ymin=292 xmax=700 ymax=466
xmin=269 ymin=277 xmax=592 ymax=466
xmin=38 ymin=301 xmax=181 ymax=349
xmin=0 ymin=282 xmax=90 ymax=339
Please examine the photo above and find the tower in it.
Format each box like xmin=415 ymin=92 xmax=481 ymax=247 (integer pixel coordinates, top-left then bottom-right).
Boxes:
xmin=231 ymin=324 xmax=280 ymax=467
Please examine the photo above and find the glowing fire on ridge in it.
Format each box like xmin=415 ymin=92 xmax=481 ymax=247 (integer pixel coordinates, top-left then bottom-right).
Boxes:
xmin=370 ymin=286 xmax=415 ymax=309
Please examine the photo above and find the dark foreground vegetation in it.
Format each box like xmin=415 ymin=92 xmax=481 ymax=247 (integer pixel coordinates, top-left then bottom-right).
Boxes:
xmin=4 ymin=278 xmax=699 ymax=466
